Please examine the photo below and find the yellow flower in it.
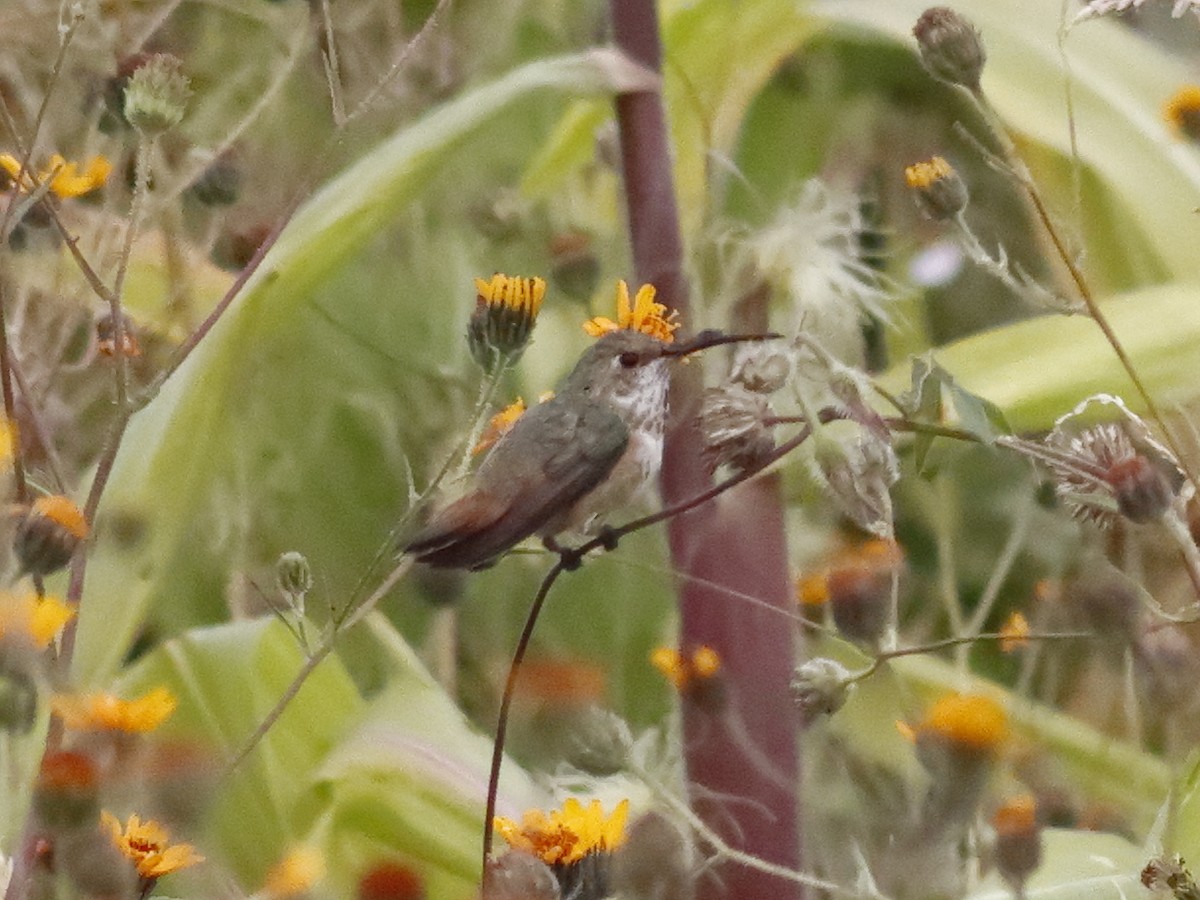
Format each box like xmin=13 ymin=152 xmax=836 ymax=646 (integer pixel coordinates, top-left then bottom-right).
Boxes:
xmin=474 ymin=398 xmax=526 ymax=455
xmin=262 ymin=845 xmax=325 ymax=898
xmin=468 ymin=274 xmax=546 ymax=365
xmin=52 ymin=686 xmax=178 ymax=733
xmin=0 ymin=418 xmax=13 ymax=469
xmin=0 ymin=593 xmax=76 ymax=648
xmin=0 ymin=153 xmax=112 ymax=198
xmin=583 ymin=280 xmax=679 ymax=343
xmin=999 ymin=611 xmax=1031 ymax=653
xmin=650 ymin=645 xmax=721 ymax=691
xmin=1164 ymin=85 xmax=1200 ymax=140
xmin=102 ymin=811 xmax=204 ymax=879
xmin=494 ymin=798 xmax=629 ymax=867
xmin=904 ymin=156 xmax=968 ymax=220
xmin=917 ymin=692 xmax=1008 ymax=752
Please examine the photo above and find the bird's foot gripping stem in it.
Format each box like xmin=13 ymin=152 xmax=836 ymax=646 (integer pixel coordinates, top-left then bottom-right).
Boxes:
xmin=544 ymin=527 xmax=621 ymax=571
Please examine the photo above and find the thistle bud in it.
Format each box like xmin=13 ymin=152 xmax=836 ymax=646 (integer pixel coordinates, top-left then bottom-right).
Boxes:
xmin=826 ymin=539 xmax=902 ymax=647
xmin=992 ymin=795 xmax=1042 ymax=893
xmin=912 ymin=7 xmax=986 ymax=91
xmin=34 ymin=751 xmax=100 ymax=830
xmin=13 ymin=495 xmax=89 ymax=576
xmin=567 ymin=706 xmax=632 ymax=776
xmin=467 ymin=274 xmax=546 ymax=370
xmin=904 ymin=157 xmax=968 ymax=221
xmin=790 ymin=657 xmax=853 ymax=723
xmin=123 ymin=54 xmax=191 ymax=135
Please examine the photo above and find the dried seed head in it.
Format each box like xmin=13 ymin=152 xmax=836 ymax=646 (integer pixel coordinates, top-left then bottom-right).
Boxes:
xmin=730 ymin=343 xmax=793 ymax=394
xmin=913 ymin=7 xmax=987 ymax=91
xmin=1043 ymin=396 xmax=1186 ymax=528
xmin=790 ymin=657 xmax=854 ymax=723
xmin=122 ymin=54 xmax=191 ymax=135
xmin=812 ymin=431 xmax=899 ymax=537
xmin=699 ymin=385 xmax=776 ymax=474
xmin=1142 ymin=854 xmax=1198 ymax=895
xmin=904 ymin=156 xmax=969 ymax=221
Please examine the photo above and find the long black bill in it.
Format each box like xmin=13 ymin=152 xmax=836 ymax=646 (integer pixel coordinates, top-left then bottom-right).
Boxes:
xmin=662 ymin=329 xmax=783 ymax=357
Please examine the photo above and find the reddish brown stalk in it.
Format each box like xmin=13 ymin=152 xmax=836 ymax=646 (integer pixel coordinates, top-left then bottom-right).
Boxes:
xmin=609 ymin=2 xmax=801 ymax=898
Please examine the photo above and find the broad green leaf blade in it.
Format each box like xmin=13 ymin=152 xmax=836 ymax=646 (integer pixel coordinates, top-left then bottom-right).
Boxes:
xmin=72 ymin=50 xmax=660 ymax=689
xmin=115 ymin=618 xmax=364 ymax=887
xmin=966 ymin=829 xmax=1144 ymax=898
xmin=818 ymin=0 xmax=1200 ymax=280
xmin=295 ymin=614 xmax=539 ymax=900
xmin=880 ymin=283 xmax=1200 ymax=432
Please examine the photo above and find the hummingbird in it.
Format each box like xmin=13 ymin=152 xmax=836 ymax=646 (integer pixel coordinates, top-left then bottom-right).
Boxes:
xmin=405 ymin=328 xmax=772 ymax=570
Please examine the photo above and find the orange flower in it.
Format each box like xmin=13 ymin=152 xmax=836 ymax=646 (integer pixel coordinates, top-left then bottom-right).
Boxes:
xmin=494 ymin=798 xmax=628 ymax=867
xmin=1164 ymin=85 xmax=1200 ymax=140
xmin=474 ymin=398 xmax=526 ymax=455
xmin=650 ymin=645 xmax=721 ymax=692
xmin=999 ymin=611 xmax=1031 ymax=653
xmin=583 ymin=281 xmax=679 ymax=343
xmin=101 ymin=811 xmax=204 ymax=878
xmin=52 ymin=686 xmax=177 ymax=733
xmin=0 ymin=593 xmax=75 ymax=648
xmin=262 ymin=845 xmax=324 ymax=898
xmin=917 ymin=692 xmax=1008 ymax=752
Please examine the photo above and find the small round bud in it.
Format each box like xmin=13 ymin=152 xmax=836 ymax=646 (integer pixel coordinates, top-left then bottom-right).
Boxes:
xmin=13 ymin=495 xmax=88 ymax=576
xmin=34 ymin=750 xmax=100 ymax=831
xmin=904 ymin=157 xmax=968 ymax=221
xmin=0 ymin=669 xmax=37 ymax=733
xmin=992 ymin=794 xmax=1042 ymax=892
xmin=567 ymin=706 xmax=632 ymax=776
xmin=276 ymin=551 xmax=313 ymax=599
xmin=826 ymin=539 xmax=903 ymax=647
xmin=95 ymin=312 xmax=141 ymax=359
xmin=357 ymin=861 xmax=426 ymax=900
xmin=549 ymin=232 xmax=600 ymax=301
xmin=912 ymin=7 xmax=986 ymax=91
xmin=484 ymin=852 xmax=560 ymax=900
xmin=188 ymin=154 xmax=241 ymax=207
xmin=790 ymin=657 xmax=853 ymax=723
xmin=123 ymin=54 xmax=191 ymax=135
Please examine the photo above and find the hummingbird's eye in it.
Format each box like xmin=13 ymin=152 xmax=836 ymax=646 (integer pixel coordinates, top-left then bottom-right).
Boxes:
xmin=618 ymin=351 xmax=640 ymax=368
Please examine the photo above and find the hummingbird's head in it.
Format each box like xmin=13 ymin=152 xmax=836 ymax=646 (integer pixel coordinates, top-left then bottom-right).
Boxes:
xmin=569 ymin=330 xmax=672 ymax=420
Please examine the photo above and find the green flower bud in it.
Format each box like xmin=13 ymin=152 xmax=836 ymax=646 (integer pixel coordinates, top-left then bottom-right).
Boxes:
xmin=123 ymin=54 xmax=191 ymax=135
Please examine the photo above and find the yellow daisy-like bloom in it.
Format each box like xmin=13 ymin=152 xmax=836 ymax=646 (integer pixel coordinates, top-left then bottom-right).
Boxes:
xmin=650 ymin=645 xmax=721 ymax=691
xmin=262 ymin=845 xmax=325 ymax=898
xmin=474 ymin=398 xmax=526 ymax=455
xmin=0 ymin=153 xmax=112 ymax=199
xmin=917 ymin=692 xmax=1008 ymax=752
xmin=468 ymin=274 xmax=546 ymax=366
xmin=52 ymin=686 xmax=178 ymax=733
xmin=999 ymin=611 xmax=1031 ymax=653
xmin=0 ymin=593 xmax=76 ymax=648
xmin=903 ymin=156 xmax=954 ymax=190
xmin=102 ymin=811 xmax=204 ymax=879
xmin=1163 ymin=85 xmax=1200 ymax=140
xmin=583 ymin=280 xmax=679 ymax=343
xmin=494 ymin=798 xmax=629 ymax=867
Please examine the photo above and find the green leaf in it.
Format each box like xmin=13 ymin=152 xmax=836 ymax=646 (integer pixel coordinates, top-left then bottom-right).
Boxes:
xmin=115 ymin=618 xmax=364 ymax=886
